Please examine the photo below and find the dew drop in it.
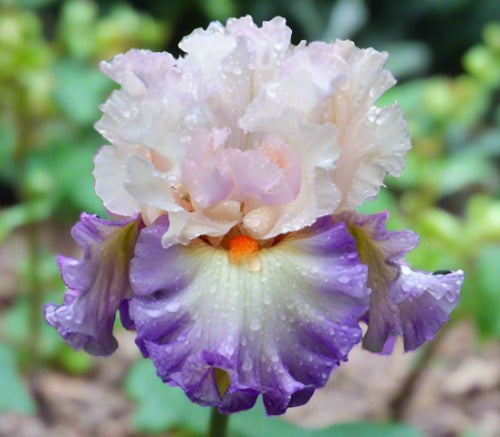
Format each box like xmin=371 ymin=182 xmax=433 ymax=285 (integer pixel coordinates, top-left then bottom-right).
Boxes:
xmin=242 ymin=357 xmax=253 ymax=371
xmin=402 ymin=281 xmax=413 ymax=293
xmin=338 ymin=275 xmax=350 ymax=284
xmin=165 ymin=301 xmax=180 ymax=312
xmin=249 ymin=318 xmax=261 ymax=331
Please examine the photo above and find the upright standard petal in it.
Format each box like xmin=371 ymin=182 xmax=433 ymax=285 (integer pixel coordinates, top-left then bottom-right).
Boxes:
xmin=240 ymin=39 xmax=410 ymax=212
xmin=93 ymin=145 xmax=140 ymax=217
xmin=339 ymin=211 xmax=464 ymax=352
xmin=129 ymin=215 xmax=370 ymax=414
xmin=239 ymin=110 xmax=340 ymax=239
xmin=179 ymin=16 xmax=292 ymax=122
xmin=180 ymin=128 xmax=234 ymax=209
xmin=95 ymin=49 xmax=195 ymax=154
xmin=44 ymin=214 xmax=141 ymax=355
xmin=328 ymin=41 xmax=411 ymax=208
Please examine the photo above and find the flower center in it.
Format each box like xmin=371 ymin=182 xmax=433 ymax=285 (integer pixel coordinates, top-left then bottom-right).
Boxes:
xmin=228 ymin=234 xmax=260 ymax=263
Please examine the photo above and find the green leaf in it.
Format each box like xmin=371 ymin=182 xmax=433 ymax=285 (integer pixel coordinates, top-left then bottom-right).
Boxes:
xmin=22 ymin=138 xmax=106 ymax=215
xmin=460 ymin=428 xmax=481 ymax=437
xmin=465 ymin=195 xmax=500 ymax=243
xmin=231 ymin=402 xmax=422 ymax=437
xmin=383 ymin=41 xmax=432 ymax=79
xmin=446 ymin=76 xmax=491 ymax=128
xmin=327 ymin=422 xmax=422 ymax=437
xmin=198 ymin=0 xmax=238 ymax=20
xmin=483 ymin=22 xmax=500 ymax=51
xmin=0 ymin=344 xmax=36 ymax=414
xmin=385 ymin=153 xmax=427 ymax=190
xmin=432 ymin=154 xmax=496 ymax=196
xmin=375 ymin=80 xmax=432 ymax=138
xmin=52 ymin=59 xmax=112 ymax=125
xmin=321 ymin=422 xmax=423 ymax=437
xmin=0 ymin=199 xmax=53 ymax=244
xmin=463 ymin=45 xmax=500 ymax=86
xmin=387 ymin=145 xmax=498 ymax=197
xmin=410 ymin=208 xmax=463 ymax=255
xmin=60 ymin=139 xmax=106 ymax=214
xmin=58 ymin=0 xmax=98 ymax=59
xmin=4 ymin=291 xmax=93 ymax=374
xmin=323 ymin=0 xmax=368 ymax=40
xmin=468 ymin=128 xmax=500 ymax=158
xmin=377 ymin=80 xmax=426 ymax=112
xmin=125 ymin=360 xmax=421 ymax=436
xmin=54 ymin=347 xmax=93 ymax=375
xmin=124 ymin=359 xmax=209 ymax=434
xmin=3 ymin=297 xmax=63 ymax=362
xmin=405 ymin=238 xmax=462 ymax=272
xmin=94 ymin=5 xmax=168 ymax=60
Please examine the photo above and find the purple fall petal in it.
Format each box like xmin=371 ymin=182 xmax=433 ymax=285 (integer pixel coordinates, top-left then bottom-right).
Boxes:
xmin=129 ymin=215 xmax=370 ymax=414
xmin=338 ymin=211 xmax=464 ymax=353
xmin=44 ymin=213 xmax=141 ymax=355
xmin=389 ymin=266 xmax=463 ymax=351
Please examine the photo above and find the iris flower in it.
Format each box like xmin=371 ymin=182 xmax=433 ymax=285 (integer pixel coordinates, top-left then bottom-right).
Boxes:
xmin=45 ymin=17 xmax=463 ymax=415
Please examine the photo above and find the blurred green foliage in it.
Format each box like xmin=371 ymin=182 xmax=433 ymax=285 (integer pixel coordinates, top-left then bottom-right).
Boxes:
xmin=0 ymin=0 xmax=498 ymax=435
xmin=0 ymin=345 xmax=36 ymax=414
xmin=125 ymin=359 xmax=424 ymax=436
xmin=359 ymin=19 xmax=500 ymax=339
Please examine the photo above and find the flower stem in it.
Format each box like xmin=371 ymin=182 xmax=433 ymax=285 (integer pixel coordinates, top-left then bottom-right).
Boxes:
xmin=208 ymin=407 xmax=229 ymax=437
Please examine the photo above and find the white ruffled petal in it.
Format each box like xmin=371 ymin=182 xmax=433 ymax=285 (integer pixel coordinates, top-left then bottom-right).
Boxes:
xmin=328 ymin=41 xmax=411 ymax=208
xmin=93 ymin=146 xmax=140 ymax=216
xmin=124 ymin=156 xmax=182 ymax=214
xmin=240 ymin=110 xmax=340 ymax=239
xmin=331 ymin=40 xmax=396 ymax=108
xmin=93 ymin=25 xmax=411 ymax=249
xmin=332 ymin=103 xmax=411 ymax=208
xmin=99 ymin=49 xmax=176 ymax=95
xmin=162 ymin=202 xmax=242 ymax=248
xmin=95 ymin=49 xmax=198 ymax=176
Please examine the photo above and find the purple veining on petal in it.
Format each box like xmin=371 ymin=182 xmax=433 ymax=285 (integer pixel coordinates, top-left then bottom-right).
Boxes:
xmin=44 ymin=213 xmax=141 ymax=355
xmin=129 ymin=214 xmax=370 ymax=415
xmin=337 ymin=210 xmax=463 ymax=353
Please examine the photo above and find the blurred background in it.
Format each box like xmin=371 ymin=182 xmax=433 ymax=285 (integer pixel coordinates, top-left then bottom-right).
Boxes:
xmin=0 ymin=0 xmax=499 ymax=436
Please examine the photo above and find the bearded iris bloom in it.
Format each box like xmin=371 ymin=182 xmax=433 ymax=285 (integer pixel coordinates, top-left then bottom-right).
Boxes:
xmin=45 ymin=16 xmax=463 ymax=415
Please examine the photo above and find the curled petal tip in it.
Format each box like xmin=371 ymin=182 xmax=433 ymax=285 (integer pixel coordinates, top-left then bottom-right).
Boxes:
xmin=340 ymin=211 xmax=463 ymax=353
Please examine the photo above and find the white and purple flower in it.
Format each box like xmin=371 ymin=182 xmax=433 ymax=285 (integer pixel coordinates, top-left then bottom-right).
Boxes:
xmin=45 ymin=16 xmax=464 ymax=415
